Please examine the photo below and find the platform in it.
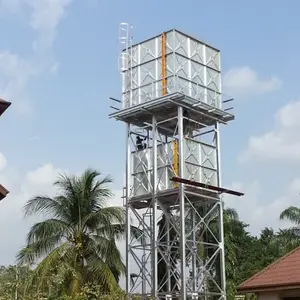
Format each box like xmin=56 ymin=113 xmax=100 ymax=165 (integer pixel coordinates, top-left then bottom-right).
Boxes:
xmin=109 ymin=93 xmax=234 ymax=135
xmin=128 ymin=185 xmax=221 ymax=210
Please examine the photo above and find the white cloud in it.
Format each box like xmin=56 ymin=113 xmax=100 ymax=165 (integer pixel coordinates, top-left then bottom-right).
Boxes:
xmin=0 ymin=158 xmax=64 ymax=264
xmin=0 ymin=152 xmax=125 ymax=266
xmin=224 ymin=179 xmax=300 ymax=236
xmin=0 ymin=0 xmax=22 ymax=14
xmin=0 ymin=51 xmax=36 ymax=114
xmin=25 ymin=163 xmax=64 ymax=187
xmin=50 ymin=61 xmax=60 ymax=74
xmin=223 ymin=66 xmax=282 ymax=97
xmin=28 ymin=0 xmax=73 ymax=52
xmin=0 ymin=153 xmax=7 ymax=171
xmin=0 ymin=0 xmax=74 ymax=114
xmin=240 ymin=100 xmax=300 ymax=163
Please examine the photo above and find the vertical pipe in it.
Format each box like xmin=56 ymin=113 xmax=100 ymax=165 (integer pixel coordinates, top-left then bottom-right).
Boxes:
xmin=130 ymin=35 xmax=133 ymax=106
xmin=152 ymin=115 xmax=158 ymax=298
xmin=192 ymin=209 xmax=197 ymax=292
xmin=173 ymin=140 xmax=178 ymax=188
xmin=155 ymin=37 xmax=159 ymax=99
xmin=161 ymin=32 xmax=167 ymax=96
xmin=203 ymin=44 xmax=207 ymax=104
xmin=165 ymin=135 xmax=169 ymax=189
xmin=215 ymin=122 xmax=226 ymax=298
xmin=121 ymin=55 xmax=127 ymax=109
xmin=166 ymin=218 xmax=171 ymax=294
xmin=120 ymin=23 xmax=129 ymax=109
xmin=125 ymin=123 xmax=131 ymax=295
xmin=178 ymin=106 xmax=187 ymax=300
xmin=218 ymin=51 xmax=222 ymax=110
xmin=137 ymin=44 xmax=141 ymax=105
xmin=173 ymin=30 xmax=177 ymax=92
xmin=187 ymin=37 xmax=192 ymax=97
xmin=142 ymin=213 xmax=146 ymax=295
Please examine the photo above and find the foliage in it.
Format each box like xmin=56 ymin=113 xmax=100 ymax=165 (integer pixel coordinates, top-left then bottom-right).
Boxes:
xmin=157 ymin=214 xmax=179 ymax=293
xmin=155 ymin=203 xmax=300 ymax=300
xmin=16 ymin=169 xmax=141 ymax=298
xmin=0 ymin=265 xmax=45 ymax=300
xmin=1 ymin=168 xmax=300 ymax=299
xmin=223 ymin=204 xmax=300 ymax=300
xmin=223 ymin=208 xmax=252 ymax=299
xmin=0 ymin=272 xmax=151 ymax=300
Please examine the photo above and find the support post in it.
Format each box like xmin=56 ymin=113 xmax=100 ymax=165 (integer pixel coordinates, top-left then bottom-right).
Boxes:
xmin=192 ymin=209 xmax=197 ymax=292
xmin=125 ymin=123 xmax=131 ymax=295
xmin=178 ymin=106 xmax=186 ymax=300
xmin=166 ymin=214 xmax=171 ymax=294
xmin=142 ymin=214 xmax=146 ymax=295
xmin=215 ymin=122 xmax=226 ymax=299
xmin=152 ymin=115 xmax=158 ymax=298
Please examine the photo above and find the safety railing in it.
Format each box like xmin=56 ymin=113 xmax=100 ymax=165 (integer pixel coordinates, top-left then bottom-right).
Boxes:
xmin=110 ymin=75 xmax=234 ymax=116
xmin=122 ymin=75 xmax=221 ymax=109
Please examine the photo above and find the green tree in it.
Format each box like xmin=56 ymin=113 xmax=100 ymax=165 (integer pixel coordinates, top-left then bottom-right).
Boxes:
xmin=0 ymin=265 xmax=44 ymax=300
xmin=279 ymin=206 xmax=300 ymax=250
xmin=270 ymin=205 xmax=300 ymax=258
xmin=223 ymin=208 xmax=248 ymax=299
xmin=280 ymin=206 xmax=300 ymax=226
xmin=231 ymin=222 xmax=300 ymax=300
xmin=156 ymin=206 xmax=251 ymax=299
xmin=157 ymin=214 xmax=179 ymax=293
xmin=0 ymin=265 xmax=20 ymax=299
xmin=17 ymin=169 xmax=140 ymax=297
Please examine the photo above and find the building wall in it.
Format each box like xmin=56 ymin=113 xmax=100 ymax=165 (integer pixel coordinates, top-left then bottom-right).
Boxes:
xmin=257 ymin=292 xmax=281 ymax=300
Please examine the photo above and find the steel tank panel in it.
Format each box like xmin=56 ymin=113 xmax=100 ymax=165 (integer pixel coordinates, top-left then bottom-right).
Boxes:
xmin=121 ymin=29 xmax=222 ymax=110
xmin=131 ymin=142 xmax=175 ymax=197
xmin=130 ymin=139 xmax=217 ymax=197
xmin=131 ymin=149 xmax=151 ymax=196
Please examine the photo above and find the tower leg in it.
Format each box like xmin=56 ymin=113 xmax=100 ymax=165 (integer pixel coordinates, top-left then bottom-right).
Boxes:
xmin=152 ymin=115 xmax=158 ymax=298
xmin=125 ymin=123 xmax=131 ymax=296
xmin=178 ymin=106 xmax=187 ymax=300
xmin=215 ymin=122 xmax=226 ymax=299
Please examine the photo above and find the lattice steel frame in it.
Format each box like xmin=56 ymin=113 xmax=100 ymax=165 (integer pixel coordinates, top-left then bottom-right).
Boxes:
xmin=124 ymin=107 xmax=227 ymax=300
xmin=112 ymin=26 xmax=241 ymax=300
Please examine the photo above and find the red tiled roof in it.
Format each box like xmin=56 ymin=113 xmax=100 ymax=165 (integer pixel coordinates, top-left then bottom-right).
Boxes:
xmin=0 ymin=98 xmax=11 ymax=116
xmin=0 ymin=184 xmax=9 ymax=201
xmin=238 ymin=246 xmax=300 ymax=293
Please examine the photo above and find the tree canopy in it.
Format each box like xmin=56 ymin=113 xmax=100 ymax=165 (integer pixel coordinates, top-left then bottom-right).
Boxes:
xmin=15 ymin=169 xmax=141 ymax=299
xmin=0 ymin=169 xmax=297 ymax=300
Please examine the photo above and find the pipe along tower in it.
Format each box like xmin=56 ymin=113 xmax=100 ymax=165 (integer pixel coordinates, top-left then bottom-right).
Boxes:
xmin=109 ymin=25 xmax=243 ymax=300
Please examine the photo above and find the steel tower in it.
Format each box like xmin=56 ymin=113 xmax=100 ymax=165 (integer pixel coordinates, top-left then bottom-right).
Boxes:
xmin=110 ymin=26 xmax=243 ymax=300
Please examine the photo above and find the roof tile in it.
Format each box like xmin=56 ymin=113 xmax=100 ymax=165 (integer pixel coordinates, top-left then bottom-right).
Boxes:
xmin=238 ymin=246 xmax=300 ymax=292
xmin=0 ymin=98 xmax=11 ymax=116
xmin=0 ymin=184 xmax=9 ymax=200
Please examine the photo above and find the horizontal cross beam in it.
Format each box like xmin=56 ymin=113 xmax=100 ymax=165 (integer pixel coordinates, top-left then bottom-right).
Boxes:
xmin=170 ymin=176 xmax=244 ymax=197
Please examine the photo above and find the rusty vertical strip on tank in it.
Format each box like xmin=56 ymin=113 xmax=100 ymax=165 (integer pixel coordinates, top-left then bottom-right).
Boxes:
xmin=161 ymin=32 xmax=167 ymax=96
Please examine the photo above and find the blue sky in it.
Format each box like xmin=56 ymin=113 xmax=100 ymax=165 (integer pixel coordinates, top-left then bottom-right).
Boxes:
xmin=0 ymin=0 xmax=300 ymax=264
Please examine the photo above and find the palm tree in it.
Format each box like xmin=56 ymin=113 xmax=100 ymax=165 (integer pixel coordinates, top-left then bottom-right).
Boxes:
xmin=279 ymin=206 xmax=300 ymax=252
xmin=280 ymin=206 xmax=300 ymax=228
xmin=17 ymin=168 xmax=139 ymax=297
